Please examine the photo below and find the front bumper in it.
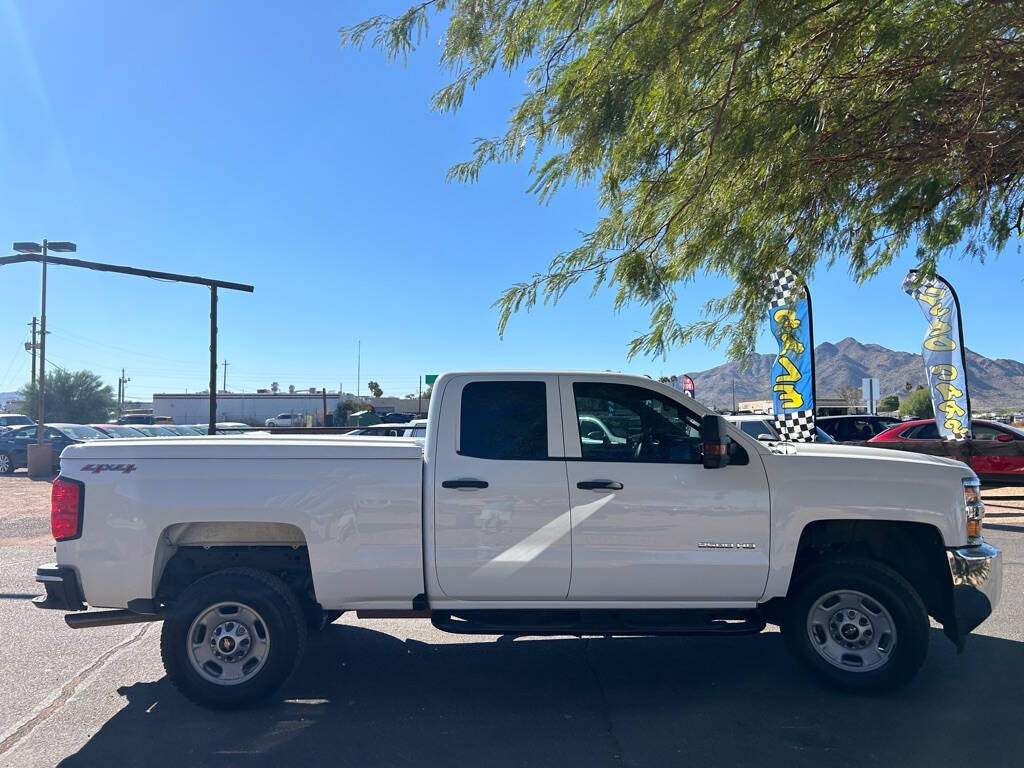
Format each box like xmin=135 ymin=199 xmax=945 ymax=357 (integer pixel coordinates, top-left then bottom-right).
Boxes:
xmin=33 ymin=563 xmax=87 ymax=612
xmin=945 ymin=541 xmax=1002 ymax=650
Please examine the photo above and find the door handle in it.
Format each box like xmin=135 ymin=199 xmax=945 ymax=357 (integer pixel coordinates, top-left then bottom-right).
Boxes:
xmin=441 ymin=479 xmax=489 ymax=490
xmin=577 ymin=480 xmax=623 ymax=491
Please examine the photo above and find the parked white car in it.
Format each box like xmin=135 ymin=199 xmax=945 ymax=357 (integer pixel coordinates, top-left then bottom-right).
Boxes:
xmin=264 ymin=413 xmax=302 ymax=427
xmin=725 ymin=413 xmax=836 ymax=443
xmin=34 ymin=371 xmax=1000 ymax=708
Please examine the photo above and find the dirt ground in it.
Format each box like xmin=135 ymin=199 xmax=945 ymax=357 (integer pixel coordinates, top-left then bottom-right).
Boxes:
xmin=0 ymin=474 xmax=55 ymax=548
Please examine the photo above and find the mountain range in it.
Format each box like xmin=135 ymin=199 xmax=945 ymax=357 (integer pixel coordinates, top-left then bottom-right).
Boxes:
xmin=688 ymin=337 xmax=1024 ymax=411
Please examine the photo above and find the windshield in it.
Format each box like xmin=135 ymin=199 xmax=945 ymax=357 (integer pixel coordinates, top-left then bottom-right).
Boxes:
xmin=0 ymin=415 xmax=33 ymax=426
xmin=137 ymin=425 xmax=175 ymax=436
xmin=1000 ymin=423 xmax=1024 ymax=439
xmin=58 ymin=425 xmax=108 ymax=440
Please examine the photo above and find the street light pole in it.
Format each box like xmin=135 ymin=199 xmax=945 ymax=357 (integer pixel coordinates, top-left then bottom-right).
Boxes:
xmin=11 ymin=239 xmax=76 ymax=475
xmin=209 ymin=287 xmax=218 ymax=434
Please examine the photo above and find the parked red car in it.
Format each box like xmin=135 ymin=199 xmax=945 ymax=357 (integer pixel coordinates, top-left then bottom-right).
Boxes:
xmin=869 ymin=418 xmax=1024 ymax=485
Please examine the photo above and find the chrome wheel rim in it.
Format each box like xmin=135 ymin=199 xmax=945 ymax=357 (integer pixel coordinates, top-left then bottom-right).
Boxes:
xmin=0 ymin=454 xmax=9 ymax=473
xmin=187 ymin=601 xmax=270 ymax=686
xmin=806 ymin=589 xmax=896 ymax=672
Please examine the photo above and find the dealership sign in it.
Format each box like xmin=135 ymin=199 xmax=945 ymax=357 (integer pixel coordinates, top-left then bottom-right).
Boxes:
xmin=902 ymin=270 xmax=971 ymax=440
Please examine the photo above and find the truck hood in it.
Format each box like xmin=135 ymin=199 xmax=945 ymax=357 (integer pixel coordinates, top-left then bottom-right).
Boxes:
xmin=766 ymin=440 xmax=970 ymax=473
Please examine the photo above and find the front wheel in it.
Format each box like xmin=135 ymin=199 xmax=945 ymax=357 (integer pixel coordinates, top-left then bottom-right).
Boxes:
xmin=160 ymin=568 xmax=307 ymax=708
xmin=0 ymin=452 xmax=12 ymax=474
xmin=783 ymin=558 xmax=929 ymax=691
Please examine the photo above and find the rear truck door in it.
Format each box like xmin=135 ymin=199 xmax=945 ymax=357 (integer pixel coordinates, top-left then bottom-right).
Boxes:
xmin=432 ymin=375 xmax=571 ymax=600
xmin=559 ymin=376 xmax=771 ymax=602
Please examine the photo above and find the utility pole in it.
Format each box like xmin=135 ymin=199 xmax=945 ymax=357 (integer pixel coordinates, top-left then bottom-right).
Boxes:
xmin=731 ymin=378 xmax=737 ymax=413
xmin=356 ymin=341 xmax=361 ymax=400
xmin=118 ymin=369 xmax=130 ymax=413
xmin=322 ymin=387 xmax=327 ymax=427
xmin=27 ymin=317 xmax=37 ymax=384
xmin=222 ymin=359 xmax=229 ymax=392
xmin=418 ymin=375 xmax=422 ymax=416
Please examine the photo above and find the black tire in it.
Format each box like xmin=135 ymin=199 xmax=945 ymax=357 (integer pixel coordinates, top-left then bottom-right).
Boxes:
xmin=782 ymin=558 xmax=929 ymax=692
xmin=0 ymin=452 xmax=12 ymax=475
xmin=302 ymin=604 xmax=344 ymax=632
xmin=160 ymin=568 xmax=307 ymax=709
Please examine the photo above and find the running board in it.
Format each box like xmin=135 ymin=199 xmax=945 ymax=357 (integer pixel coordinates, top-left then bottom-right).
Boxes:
xmin=431 ymin=609 xmax=765 ymax=637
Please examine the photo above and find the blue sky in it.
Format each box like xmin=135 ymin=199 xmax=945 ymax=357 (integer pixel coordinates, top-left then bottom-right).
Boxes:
xmin=1 ymin=1 xmax=1021 ymax=401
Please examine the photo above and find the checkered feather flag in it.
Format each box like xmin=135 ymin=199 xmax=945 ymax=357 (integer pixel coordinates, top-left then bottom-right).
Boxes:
xmin=767 ymin=267 xmax=800 ymax=310
xmin=773 ymin=409 xmax=817 ymax=443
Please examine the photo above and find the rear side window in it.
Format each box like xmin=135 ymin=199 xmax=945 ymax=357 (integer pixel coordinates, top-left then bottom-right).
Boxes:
xmin=902 ymin=423 xmax=939 ymax=439
xmin=818 ymin=421 xmax=839 ymax=438
xmin=460 ymin=381 xmax=547 ymax=460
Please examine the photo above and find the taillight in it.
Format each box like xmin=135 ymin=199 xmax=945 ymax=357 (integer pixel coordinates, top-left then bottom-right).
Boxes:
xmin=51 ymin=476 xmax=84 ymax=541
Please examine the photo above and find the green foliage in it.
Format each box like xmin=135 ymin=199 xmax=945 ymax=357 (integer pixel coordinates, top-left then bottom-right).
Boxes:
xmin=878 ymin=393 xmax=900 ymax=412
xmin=836 ymin=385 xmax=861 ymax=404
xmin=342 ymin=1 xmax=1024 ymax=359
xmin=900 ymin=387 xmax=934 ymax=419
xmin=367 ymin=380 xmax=383 ymax=398
xmin=334 ymin=399 xmax=365 ymax=424
xmin=20 ymin=370 xmax=116 ymax=423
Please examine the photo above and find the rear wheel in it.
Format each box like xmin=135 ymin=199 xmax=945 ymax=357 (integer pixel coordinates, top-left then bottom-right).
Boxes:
xmin=783 ymin=558 xmax=929 ymax=691
xmin=0 ymin=452 xmax=12 ymax=474
xmin=160 ymin=568 xmax=307 ymax=708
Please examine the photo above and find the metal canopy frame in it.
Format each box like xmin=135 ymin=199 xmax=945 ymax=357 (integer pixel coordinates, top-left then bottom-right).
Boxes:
xmin=0 ymin=253 xmax=254 ymax=435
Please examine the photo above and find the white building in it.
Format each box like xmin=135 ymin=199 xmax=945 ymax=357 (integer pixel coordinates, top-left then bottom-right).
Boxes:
xmin=153 ymin=392 xmax=424 ymax=426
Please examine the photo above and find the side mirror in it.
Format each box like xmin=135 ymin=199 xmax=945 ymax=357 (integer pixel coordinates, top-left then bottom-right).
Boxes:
xmin=756 ymin=433 xmax=775 ymax=442
xmin=701 ymin=414 xmax=732 ymax=469
xmin=585 ymin=430 xmax=607 ymax=443
xmin=996 ymin=434 xmax=1013 ymax=443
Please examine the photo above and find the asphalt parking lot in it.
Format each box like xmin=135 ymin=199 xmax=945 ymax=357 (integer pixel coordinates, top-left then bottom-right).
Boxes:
xmin=1 ymin=474 xmax=1022 ymax=768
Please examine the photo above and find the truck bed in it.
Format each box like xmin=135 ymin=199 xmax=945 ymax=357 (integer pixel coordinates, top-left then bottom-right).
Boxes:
xmin=58 ymin=436 xmax=426 ymax=611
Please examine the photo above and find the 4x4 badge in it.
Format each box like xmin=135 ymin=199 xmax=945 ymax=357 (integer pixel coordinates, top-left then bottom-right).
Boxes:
xmin=80 ymin=463 xmax=137 ymax=475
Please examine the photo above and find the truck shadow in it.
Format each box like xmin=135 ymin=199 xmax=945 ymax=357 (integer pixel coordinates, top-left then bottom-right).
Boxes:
xmin=60 ymin=625 xmax=1024 ymax=768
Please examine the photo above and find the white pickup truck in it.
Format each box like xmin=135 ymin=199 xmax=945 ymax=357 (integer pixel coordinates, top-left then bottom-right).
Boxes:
xmin=34 ymin=372 xmax=1001 ymax=708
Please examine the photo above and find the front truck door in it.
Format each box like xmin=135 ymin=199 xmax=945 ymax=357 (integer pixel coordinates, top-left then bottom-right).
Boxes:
xmin=560 ymin=377 xmax=771 ymax=602
xmin=433 ymin=375 xmax=571 ymax=600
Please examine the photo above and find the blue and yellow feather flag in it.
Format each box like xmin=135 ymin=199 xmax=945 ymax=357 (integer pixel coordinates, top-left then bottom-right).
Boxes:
xmin=767 ymin=267 xmax=817 ymax=441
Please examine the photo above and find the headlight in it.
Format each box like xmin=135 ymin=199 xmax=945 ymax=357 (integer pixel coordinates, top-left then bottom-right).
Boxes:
xmin=963 ymin=479 xmax=984 ymax=541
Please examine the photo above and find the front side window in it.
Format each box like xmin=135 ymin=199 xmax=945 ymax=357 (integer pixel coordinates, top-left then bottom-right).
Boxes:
xmin=840 ymin=420 xmax=875 ymax=440
xmin=971 ymin=424 xmax=1004 ymax=441
xmin=460 ymin=381 xmax=547 ymax=460
xmin=573 ymin=382 xmax=701 ymax=463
